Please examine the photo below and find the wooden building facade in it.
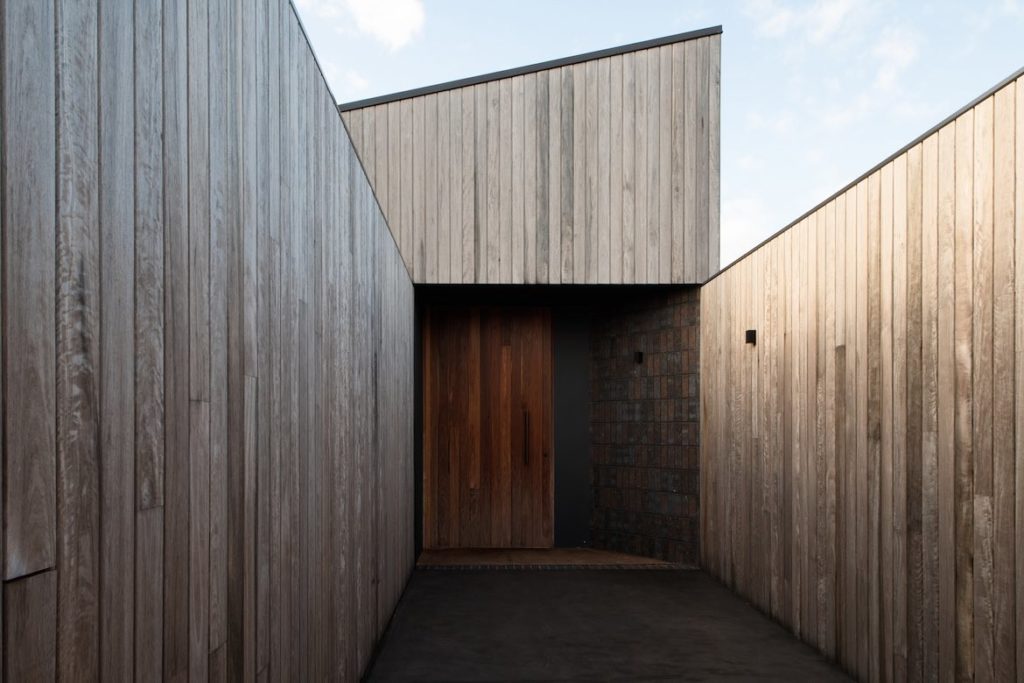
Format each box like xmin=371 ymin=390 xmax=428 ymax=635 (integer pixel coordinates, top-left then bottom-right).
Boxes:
xmin=20 ymin=0 xmax=1024 ymax=678
xmin=341 ymin=27 xmax=722 ymax=285
xmin=701 ymin=69 xmax=1024 ymax=681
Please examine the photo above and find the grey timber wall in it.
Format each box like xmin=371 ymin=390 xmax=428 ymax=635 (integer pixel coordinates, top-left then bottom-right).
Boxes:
xmin=700 ymin=71 xmax=1024 ymax=681
xmin=341 ymin=30 xmax=721 ymax=285
xmin=0 ymin=0 xmax=415 ymax=680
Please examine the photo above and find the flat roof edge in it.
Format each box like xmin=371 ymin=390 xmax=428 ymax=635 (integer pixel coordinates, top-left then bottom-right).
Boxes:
xmin=337 ymin=25 xmax=722 ymax=112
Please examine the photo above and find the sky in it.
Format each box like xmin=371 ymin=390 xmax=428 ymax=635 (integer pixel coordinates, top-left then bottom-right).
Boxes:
xmin=294 ymin=0 xmax=1024 ymax=268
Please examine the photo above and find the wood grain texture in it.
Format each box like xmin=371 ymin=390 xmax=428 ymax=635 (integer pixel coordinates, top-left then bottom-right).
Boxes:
xmin=621 ymin=55 xmax=635 ymax=284
xmin=573 ymin=62 xmax=587 ymax=284
xmin=921 ymin=134 xmax=940 ymax=683
xmin=423 ymin=307 xmax=553 ymax=550
xmin=207 ymin=0 xmax=231 ymax=655
xmin=135 ymin=506 xmax=164 ymax=682
xmin=707 ymin=34 xmax=721 ymax=275
xmin=938 ymin=121 xmax=957 ymax=682
xmin=701 ymin=77 xmax=1022 ymax=682
xmin=55 ymin=0 xmax=101 ymax=677
xmin=1015 ymin=74 xmax=1024 ymax=683
xmin=342 ymin=33 xmax=720 ymax=285
xmin=1 ymin=1 xmax=415 ymax=680
xmin=134 ymin=0 xmax=165 ymax=512
xmin=954 ymin=109 xmax=975 ymax=682
xmin=536 ymin=72 xmax=551 ymax=283
xmin=4 ymin=571 xmax=57 ymax=681
xmin=3 ymin=0 xmax=57 ymax=580
xmin=972 ymin=96 xmax=995 ymax=682
xmin=98 ymin=0 xmax=135 ymax=676
xmin=991 ymin=81 xmax=1016 ymax=683
xmin=163 ymin=0 xmax=190 ymax=679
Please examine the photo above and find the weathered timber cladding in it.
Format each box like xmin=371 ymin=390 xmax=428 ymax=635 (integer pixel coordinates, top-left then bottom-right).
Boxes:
xmin=700 ymin=73 xmax=1024 ymax=683
xmin=342 ymin=32 xmax=721 ymax=285
xmin=0 ymin=1 xmax=415 ymax=680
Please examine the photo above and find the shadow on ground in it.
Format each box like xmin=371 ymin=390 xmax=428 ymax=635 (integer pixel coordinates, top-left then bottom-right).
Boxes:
xmin=366 ymin=568 xmax=850 ymax=682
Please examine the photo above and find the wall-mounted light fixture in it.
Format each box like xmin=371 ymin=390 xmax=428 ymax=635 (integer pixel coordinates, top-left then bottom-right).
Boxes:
xmin=745 ymin=329 xmax=757 ymax=345
xmin=634 ymin=351 xmax=644 ymax=364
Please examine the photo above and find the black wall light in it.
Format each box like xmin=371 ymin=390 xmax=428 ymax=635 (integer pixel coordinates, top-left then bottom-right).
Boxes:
xmin=634 ymin=351 xmax=644 ymax=364
xmin=745 ymin=329 xmax=757 ymax=345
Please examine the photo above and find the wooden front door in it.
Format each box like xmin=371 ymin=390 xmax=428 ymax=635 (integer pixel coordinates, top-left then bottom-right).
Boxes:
xmin=423 ymin=306 xmax=553 ymax=549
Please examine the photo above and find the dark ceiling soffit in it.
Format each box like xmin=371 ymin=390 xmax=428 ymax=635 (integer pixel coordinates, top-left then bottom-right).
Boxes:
xmin=337 ymin=25 xmax=723 ymax=112
xmin=704 ymin=62 xmax=1024 ymax=287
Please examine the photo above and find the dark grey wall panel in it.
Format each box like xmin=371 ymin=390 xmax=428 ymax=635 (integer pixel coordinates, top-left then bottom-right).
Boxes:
xmin=553 ymin=309 xmax=593 ymax=548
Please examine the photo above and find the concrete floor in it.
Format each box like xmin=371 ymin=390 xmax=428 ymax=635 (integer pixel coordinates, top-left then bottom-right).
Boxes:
xmin=366 ymin=568 xmax=851 ymax=682
xmin=416 ymin=547 xmax=675 ymax=568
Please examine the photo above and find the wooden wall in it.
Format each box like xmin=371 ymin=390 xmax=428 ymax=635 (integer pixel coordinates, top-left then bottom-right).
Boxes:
xmin=341 ymin=32 xmax=721 ymax=285
xmin=0 ymin=0 xmax=415 ymax=680
xmin=701 ymin=72 xmax=1024 ymax=681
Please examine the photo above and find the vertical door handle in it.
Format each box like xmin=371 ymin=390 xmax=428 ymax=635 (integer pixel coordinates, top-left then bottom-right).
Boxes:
xmin=523 ymin=408 xmax=530 ymax=466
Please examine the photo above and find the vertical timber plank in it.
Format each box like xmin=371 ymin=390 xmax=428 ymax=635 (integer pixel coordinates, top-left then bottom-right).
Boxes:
xmin=683 ymin=40 xmax=697 ymax=282
xmin=670 ymin=43 xmax=684 ymax=282
xmin=658 ymin=47 xmax=672 ymax=283
xmin=135 ymin=0 xmax=165 ymax=512
xmin=991 ymin=82 xmax=1016 ymax=683
xmin=708 ymin=34 xmax=721 ymax=276
xmin=633 ymin=52 xmax=647 ymax=283
xmin=1015 ymin=73 xmax=1024 ymax=683
xmin=4 ymin=572 xmax=57 ymax=681
xmin=921 ymin=133 xmax=941 ymax=683
xmin=2 ymin=0 xmax=57 ymax=581
xmin=55 ymin=0 xmax=101 ymax=678
xmin=609 ymin=58 xmax=622 ymax=283
xmin=973 ymin=96 xmax=996 ymax=682
xmin=511 ymin=77 xmax=524 ymax=283
xmin=905 ymin=142 xmax=925 ymax=682
xmin=621 ymin=55 xmax=634 ymax=284
xmin=954 ymin=110 xmax=975 ymax=682
xmin=162 ymin=0 xmax=191 ymax=677
xmin=893 ymin=152 xmax=909 ymax=682
xmin=937 ymin=121 xmax=957 ymax=682
xmin=98 ymin=0 xmax=136 ymax=675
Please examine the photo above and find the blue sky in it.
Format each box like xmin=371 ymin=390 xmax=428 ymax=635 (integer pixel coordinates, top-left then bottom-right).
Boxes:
xmin=295 ymin=0 xmax=1024 ymax=267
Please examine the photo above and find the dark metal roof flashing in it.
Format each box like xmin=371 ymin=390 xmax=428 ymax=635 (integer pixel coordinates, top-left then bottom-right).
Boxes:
xmin=337 ymin=25 xmax=722 ymax=112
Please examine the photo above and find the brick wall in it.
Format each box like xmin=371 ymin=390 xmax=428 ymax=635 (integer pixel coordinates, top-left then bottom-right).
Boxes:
xmin=590 ymin=288 xmax=700 ymax=565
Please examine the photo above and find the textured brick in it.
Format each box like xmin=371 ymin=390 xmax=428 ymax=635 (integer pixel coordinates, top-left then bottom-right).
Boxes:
xmin=590 ymin=287 xmax=700 ymax=565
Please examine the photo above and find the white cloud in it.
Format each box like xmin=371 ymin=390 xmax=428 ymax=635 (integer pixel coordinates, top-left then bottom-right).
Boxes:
xmin=872 ymin=26 xmax=920 ymax=91
xmin=744 ymin=0 xmax=861 ymax=43
xmin=746 ymin=109 xmax=795 ymax=135
xmin=804 ymin=0 xmax=857 ymax=43
xmin=737 ymin=154 xmax=764 ymax=172
xmin=1003 ymin=0 xmax=1024 ymax=16
xmin=319 ymin=60 xmax=371 ymax=100
xmin=345 ymin=69 xmax=369 ymax=92
xmin=295 ymin=0 xmax=424 ymax=50
xmin=744 ymin=0 xmax=796 ymax=38
xmin=721 ymin=195 xmax=775 ymax=266
xmin=296 ymin=0 xmax=345 ymax=20
xmin=820 ymin=91 xmax=873 ymax=129
xmin=346 ymin=0 xmax=424 ymax=50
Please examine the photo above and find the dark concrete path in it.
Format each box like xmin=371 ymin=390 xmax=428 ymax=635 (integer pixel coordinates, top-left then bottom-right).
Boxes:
xmin=366 ymin=568 xmax=851 ymax=682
